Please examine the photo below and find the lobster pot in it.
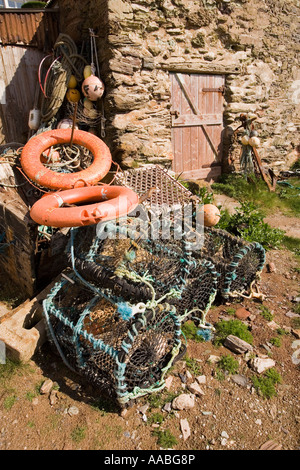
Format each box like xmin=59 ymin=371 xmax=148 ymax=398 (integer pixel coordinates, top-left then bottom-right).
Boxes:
xmin=43 ymin=275 xmax=181 ymax=405
xmin=68 ymin=220 xmax=218 ymax=324
xmin=194 ymin=227 xmax=266 ymax=299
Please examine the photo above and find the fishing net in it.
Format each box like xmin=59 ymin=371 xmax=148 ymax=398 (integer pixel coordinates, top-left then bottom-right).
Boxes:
xmin=67 ymin=217 xmax=218 ymax=324
xmin=42 ymin=214 xmax=218 ymax=405
xmin=114 ymin=165 xmax=266 ymax=300
xmin=43 ymin=272 xmax=181 ymax=405
xmin=193 ymin=227 xmax=266 ymax=300
xmin=41 ymin=164 xmax=265 ymax=404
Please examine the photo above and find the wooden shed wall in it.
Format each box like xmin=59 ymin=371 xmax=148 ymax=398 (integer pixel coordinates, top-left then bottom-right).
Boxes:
xmin=0 ymin=9 xmax=59 ymax=144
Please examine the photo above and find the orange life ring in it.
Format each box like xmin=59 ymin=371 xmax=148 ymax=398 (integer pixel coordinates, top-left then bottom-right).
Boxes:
xmin=30 ymin=185 xmax=140 ymax=228
xmin=21 ymin=129 xmax=112 ymax=190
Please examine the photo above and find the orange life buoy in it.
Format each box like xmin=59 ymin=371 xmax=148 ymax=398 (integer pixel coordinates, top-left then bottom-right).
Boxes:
xmin=30 ymin=185 xmax=140 ymax=228
xmin=21 ymin=129 xmax=112 ymax=190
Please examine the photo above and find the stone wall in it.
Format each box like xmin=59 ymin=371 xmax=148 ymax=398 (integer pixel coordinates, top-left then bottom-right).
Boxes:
xmin=55 ymin=0 xmax=300 ymax=173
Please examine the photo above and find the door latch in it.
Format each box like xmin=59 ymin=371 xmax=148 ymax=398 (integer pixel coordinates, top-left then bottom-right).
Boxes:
xmin=170 ymin=110 xmax=180 ymax=118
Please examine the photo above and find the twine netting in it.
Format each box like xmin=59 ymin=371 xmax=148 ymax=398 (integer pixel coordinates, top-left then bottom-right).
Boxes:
xmin=42 ymin=216 xmax=217 ymax=404
xmin=68 ymin=218 xmax=218 ymax=323
xmin=115 ymin=165 xmax=266 ymax=299
xmin=193 ymin=227 xmax=266 ymax=299
xmin=43 ymin=273 xmax=181 ymax=405
xmin=41 ymin=165 xmax=266 ymax=404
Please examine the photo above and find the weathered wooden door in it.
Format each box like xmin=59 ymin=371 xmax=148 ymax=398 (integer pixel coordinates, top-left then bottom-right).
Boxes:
xmin=171 ymin=73 xmax=225 ymax=180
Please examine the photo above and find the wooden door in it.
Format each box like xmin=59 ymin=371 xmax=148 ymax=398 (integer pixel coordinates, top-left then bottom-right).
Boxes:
xmin=171 ymin=73 xmax=225 ymax=180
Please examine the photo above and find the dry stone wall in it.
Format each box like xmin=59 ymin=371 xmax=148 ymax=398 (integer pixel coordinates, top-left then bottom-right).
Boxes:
xmin=55 ymin=0 xmax=300 ymax=172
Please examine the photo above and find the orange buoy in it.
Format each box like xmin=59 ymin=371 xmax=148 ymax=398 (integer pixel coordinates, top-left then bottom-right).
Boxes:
xmin=29 ymin=185 xmax=140 ymax=228
xmin=203 ymin=204 xmax=221 ymax=227
xmin=21 ymin=129 xmax=112 ymax=190
xmin=41 ymin=148 xmax=61 ymax=164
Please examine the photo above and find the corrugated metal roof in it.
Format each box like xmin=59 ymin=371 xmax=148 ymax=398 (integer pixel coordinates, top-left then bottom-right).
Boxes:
xmin=0 ymin=10 xmax=59 ymax=49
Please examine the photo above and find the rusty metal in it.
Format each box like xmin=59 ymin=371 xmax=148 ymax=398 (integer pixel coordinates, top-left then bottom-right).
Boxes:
xmin=202 ymin=85 xmax=225 ymax=95
xmin=114 ymin=165 xmax=194 ymax=208
xmin=0 ymin=10 xmax=59 ymax=50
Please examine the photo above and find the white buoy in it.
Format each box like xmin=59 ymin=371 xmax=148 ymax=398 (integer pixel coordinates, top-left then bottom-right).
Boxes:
xmin=28 ymin=109 xmax=41 ymax=130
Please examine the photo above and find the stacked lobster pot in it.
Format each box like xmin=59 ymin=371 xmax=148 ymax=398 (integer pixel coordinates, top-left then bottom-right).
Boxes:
xmin=19 ymin=125 xmax=218 ymax=405
xmin=19 ymin=124 xmax=265 ymax=405
xmin=43 ymin=215 xmax=219 ymax=405
xmin=114 ymin=166 xmax=266 ymax=301
xmin=193 ymin=227 xmax=266 ymax=300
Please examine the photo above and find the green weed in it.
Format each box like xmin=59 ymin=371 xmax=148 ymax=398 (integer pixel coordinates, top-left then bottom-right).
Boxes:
xmin=213 ymin=319 xmax=253 ymax=346
xmin=147 ymin=390 xmax=179 ymax=409
xmin=226 ymin=307 xmax=236 ymax=316
xmin=148 ymin=412 xmax=164 ymax=426
xmin=3 ymin=394 xmax=17 ymax=410
xmin=217 ymin=354 xmax=239 ymax=375
xmin=152 ymin=428 xmax=177 ymax=449
xmin=270 ymin=337 xmax=281 ymax=347
xmin=25 ymin=391 xmax=37 ymax=402
xmin=216 ymin=201 xmax=285 ymax=250
xmin=259 ymin=304 xmax=274 ymax=321
xmin=251 ymin=368 xmax=282 ymax=399
xmin=282 ymin=236 xmax=300 ymax=256
xmin=276 ymin=328 xmax=289 ymax=336
xmin=212 ymin=173 xmax=300 ymax=217
xmin=185 ymin=355 xmax=202 ymax=375
xmin=291 ymin=317 xmax=300 ymax=329
xmin=71 ymin=426 xmax=87 ymax=444
xmin=181 ymin=321 xmax=204 ymax=343
xmin=0 ymin=359 xmax=33 ymax=387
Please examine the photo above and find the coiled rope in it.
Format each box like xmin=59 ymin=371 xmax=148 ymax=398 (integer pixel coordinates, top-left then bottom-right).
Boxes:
xmin=40 ymin=34 xmax=88 ymax=123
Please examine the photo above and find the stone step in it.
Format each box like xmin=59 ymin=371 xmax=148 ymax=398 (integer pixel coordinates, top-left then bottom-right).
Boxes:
xmin=0 ymin=276 xmax=60 ymax=362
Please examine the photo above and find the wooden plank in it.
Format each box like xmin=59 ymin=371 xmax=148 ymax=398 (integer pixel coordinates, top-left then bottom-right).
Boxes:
xmin=172 ymin=114 xmax=223 ymax=127
xmin=190 ymin=74 xmax=199 ymax=174
xmin=162 ymin=62 xmax=240 ymax=75
xmin=175 ymin=73 xmax=219 ymax=159
xmin=178 ymin=165 xmax=222 ymax=180
xmin=181 ymin=73 xmax=192 ymax=173
xmin=201 ymin=124 xmax=218 ymax=159
xmin=171 ymin=72 xmax=225 ymax=180
xmin=171 ymin=73 xmax=183 ymax=174
xmin=175 ymin=73 xmax=199 ymax=115
xmin=252 ymin=147 xmax=274 ymax=192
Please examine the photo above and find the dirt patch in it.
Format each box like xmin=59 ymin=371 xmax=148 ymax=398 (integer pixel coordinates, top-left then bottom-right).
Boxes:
xmin=264 ymin=213 xmax=300 ymax=239
xmin=0 ymin=247 xmax=299 ymax=451
xmin=214 ymin=192 xmax=300 ymax=238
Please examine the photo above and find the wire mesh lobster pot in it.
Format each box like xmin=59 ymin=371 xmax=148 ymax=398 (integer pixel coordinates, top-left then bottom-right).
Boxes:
xmin=193 ymin=227 xmax=266 ymax=300
xmin=68 ymin=219 xmax=218 ymax=324
xmin=43 ymin=273 xmax=182 ymax=406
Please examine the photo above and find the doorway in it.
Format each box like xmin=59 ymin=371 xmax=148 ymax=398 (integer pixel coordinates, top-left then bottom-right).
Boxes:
xmin=170 ymin=72 xmax=225 ymax=180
